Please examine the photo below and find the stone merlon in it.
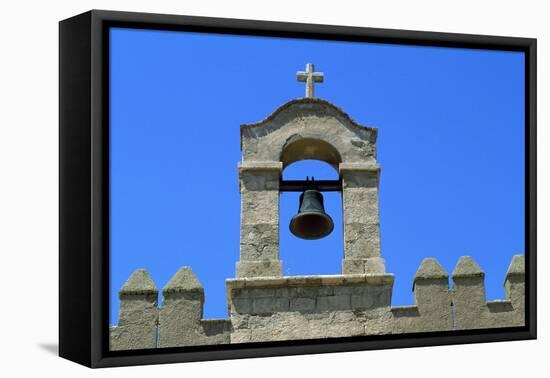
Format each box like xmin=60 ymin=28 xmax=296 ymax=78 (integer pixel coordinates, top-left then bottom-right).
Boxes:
xmin=452 ymin=256 xmax=485 ymax=278
xmin=413 ymin=258 xmax=448 ymax=287
xmin=163 ymin=266 xmax=204 ymax=294
xmin=119 ymin=269 xmax=158 ymax=296
xmin=505 ymin=254 xmax=525 ymax=279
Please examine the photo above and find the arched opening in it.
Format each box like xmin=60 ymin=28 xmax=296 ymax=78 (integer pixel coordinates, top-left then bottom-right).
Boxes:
xmin=280 ymin=137 xmax=342 ymax=171
xmin=279 ymin=160 xmax=343 ymax=276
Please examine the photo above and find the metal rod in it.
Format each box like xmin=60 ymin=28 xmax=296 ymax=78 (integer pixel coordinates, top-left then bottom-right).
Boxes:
xmin=279 ymin=179 xmax=342 ymax=192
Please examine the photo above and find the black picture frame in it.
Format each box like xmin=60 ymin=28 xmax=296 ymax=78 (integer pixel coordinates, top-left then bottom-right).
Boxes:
xmin=59 ymin=9 xmax=537 ymax=368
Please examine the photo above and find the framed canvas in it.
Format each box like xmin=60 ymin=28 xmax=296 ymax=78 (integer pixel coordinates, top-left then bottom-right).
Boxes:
xmin=59 ymin=9 xmax=536 ymax=368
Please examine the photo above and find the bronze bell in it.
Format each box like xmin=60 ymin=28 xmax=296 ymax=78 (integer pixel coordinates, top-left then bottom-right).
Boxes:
xmin=289 ymin=189 xmax=334 ymax=240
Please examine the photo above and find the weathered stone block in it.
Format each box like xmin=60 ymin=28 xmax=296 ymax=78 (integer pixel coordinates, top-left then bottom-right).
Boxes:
xmin=275 ymin=287 xmax=290 ymax=297
xmin=317 ymin=295 xmax=351 ymax=311
xmin=253 ymin=297 xmax=289 ymax=314
xmin=239 ymin=164 xmax=281 ymax=192
xmin=236 ymin=260 xmax=282 ymax=278
xmin=231 ymin=298 xmax=253 ymax=314
xmin=351 ymin=293 xmax=374 ymax=309
xmin=365 ymin=257 xmax=386 ymax=273
xmin=239 ymin=224 xmax=279 ymax=261
xmin=342 ymin=189 xmax=380 ymax=224
xmin=343 ymin=223 xmax=381 ymax=259
xmin=342 ymin=258 xmax=365 ymax=274
xmin=351 ymin=285 xmax=391 ymax=310
xmin=240 ymin=191 xmax=279 ymax=225
xmin=333 ymin=286 xmax=353 ymax=295
xmin=198 ymin=320 xmax=232 ymax=345
xmin=340 ymin=164 xmax=380 ymax=189
xmin=291 ymin=286 xmax=331 ymax=298
xmin=290 ymin=297 xmax=316 ymax=312
xmin=230 ymin=288 xmax=247 ymax=299
xmin=342 ymin=257 xmax=385 ymax=274
xmin=248 ymin=288 xmax=277 ymax=298
xmin=351 ymin=285 xmax=367 ymax=295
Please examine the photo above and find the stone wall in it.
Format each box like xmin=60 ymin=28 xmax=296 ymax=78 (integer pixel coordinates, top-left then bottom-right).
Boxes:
xmin=227 ymin=274 xmax=394 ymax=343
xmin=110 ymin=255 xmax=525 ymax=350
xmin=110 ymin=267 xmax=231 ymax=351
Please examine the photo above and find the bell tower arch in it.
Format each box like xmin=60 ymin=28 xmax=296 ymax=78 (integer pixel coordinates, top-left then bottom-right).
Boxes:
xmin=236 ymin=68 xmax=385 ymax=278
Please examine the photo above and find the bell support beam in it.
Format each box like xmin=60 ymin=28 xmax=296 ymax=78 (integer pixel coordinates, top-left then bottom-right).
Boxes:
xmin=279 ymin=179 xmax=342 ymax=192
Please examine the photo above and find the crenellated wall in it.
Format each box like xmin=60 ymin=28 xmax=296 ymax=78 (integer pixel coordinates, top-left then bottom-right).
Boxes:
xmin=391 ymin=255 xmax=525 ymax=333
xmin=110 ymin=254 xmax=525 ymax=350
xmin=110 ymin=267 xmax=231 ymax=351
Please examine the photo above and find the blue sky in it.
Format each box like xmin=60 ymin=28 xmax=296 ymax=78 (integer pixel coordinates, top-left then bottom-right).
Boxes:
xmin=110 ymin=27 xmax=524 ymax=325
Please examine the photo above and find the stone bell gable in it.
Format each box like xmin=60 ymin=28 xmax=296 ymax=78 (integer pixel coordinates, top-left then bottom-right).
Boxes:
xmin=238 ymin=97 xmax=384 ymax=278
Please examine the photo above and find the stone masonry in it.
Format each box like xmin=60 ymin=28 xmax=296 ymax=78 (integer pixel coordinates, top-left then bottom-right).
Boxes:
xmin=238 ymin=98 xmax=383 ymax=276
xmin=110 ymin=87 xmax=525 ymax=350
xmin=110 ymin=255 xmax=525 ymax=349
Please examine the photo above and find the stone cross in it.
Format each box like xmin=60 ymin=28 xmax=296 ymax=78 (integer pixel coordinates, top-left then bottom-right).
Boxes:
xmin=296 ymin=63 xmax=324 ymax=98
